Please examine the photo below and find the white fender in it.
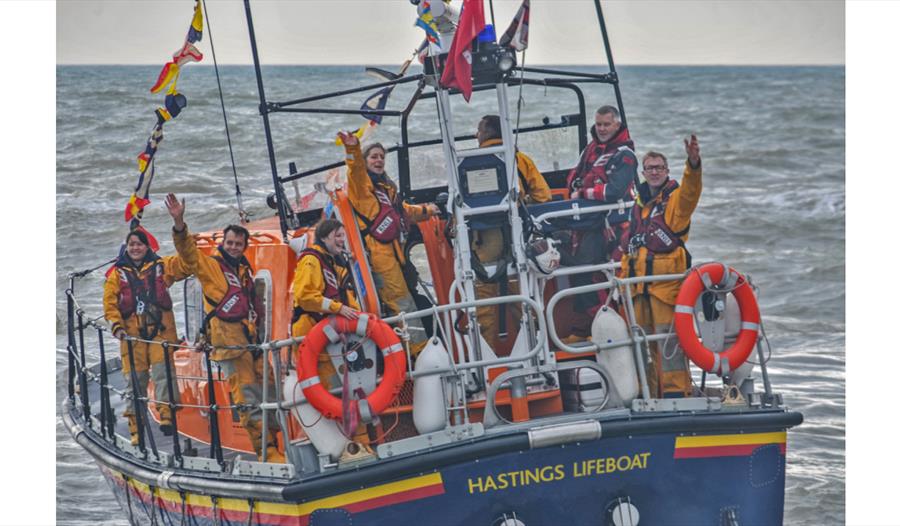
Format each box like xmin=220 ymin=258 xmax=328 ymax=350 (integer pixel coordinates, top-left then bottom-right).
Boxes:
xmin=724 ymin=293 xmax=755 ymax=388
xmin=282 ymin=370 xmax=348 ymax=460
xmin=591 ymin=306 xmax=639 ymax=404
xmin=413 ymin=337 xmax=451 ymax=434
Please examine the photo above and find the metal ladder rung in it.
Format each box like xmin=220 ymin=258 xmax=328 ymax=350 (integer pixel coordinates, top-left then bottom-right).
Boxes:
xmin=456 ymin=144 xmax=506 ymax=159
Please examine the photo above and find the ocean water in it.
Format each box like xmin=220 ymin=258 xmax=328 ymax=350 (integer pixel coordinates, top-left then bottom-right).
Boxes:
xmin=55 ymin=64 xmax=845 ymax=525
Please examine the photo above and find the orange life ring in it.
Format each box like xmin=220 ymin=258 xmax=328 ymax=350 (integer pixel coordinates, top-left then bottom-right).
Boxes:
xmin=296 ymin=314 xmax=407 ymax=420
xmin=673 ymin=263 xmax=760 ymax=376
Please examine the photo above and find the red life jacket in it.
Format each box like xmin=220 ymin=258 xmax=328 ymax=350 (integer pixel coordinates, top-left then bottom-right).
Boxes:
xmin=627 ymin=178 xmax=691 ymax=260
xmin=356 ymin=178 xmax=409 ymax=244
xmin=205 ymin=254 xmax=257 ymax=324
xmin=292 ymin=247 xmax=352 ymax=323
xmin=116 ymin=259 xmax=173 ymax=319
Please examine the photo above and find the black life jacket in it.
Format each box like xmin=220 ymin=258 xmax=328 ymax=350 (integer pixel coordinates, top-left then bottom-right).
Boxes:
xmin=626 ymin=179 xmax=692 ymax=280
xmin=355 ymin=174 xmax=409 ymax=244
xmin=292 ymin=247 xmax=352 ymax=323
xmin=116 ymin=258 xmax=173 ymax=319
xmin=203 ymin=251 xmax=257 ymax=326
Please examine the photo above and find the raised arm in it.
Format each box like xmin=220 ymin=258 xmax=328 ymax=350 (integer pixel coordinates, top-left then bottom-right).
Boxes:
xmin=670 ymin=135 xmax=703 ymax=231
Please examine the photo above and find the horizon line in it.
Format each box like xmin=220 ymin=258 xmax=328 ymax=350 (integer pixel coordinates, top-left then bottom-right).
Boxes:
xmin=56 ymin=62 xmax=846 ymax=68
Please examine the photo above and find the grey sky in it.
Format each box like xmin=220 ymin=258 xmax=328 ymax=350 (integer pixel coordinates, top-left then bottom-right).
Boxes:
xmin=57 ymin=0 xmax=844 ymax=66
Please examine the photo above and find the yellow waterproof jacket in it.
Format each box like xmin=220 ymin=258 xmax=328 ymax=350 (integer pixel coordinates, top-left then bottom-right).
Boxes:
xmin=474 ymin=139 xmax=552 ymax=262
xmin=621 ymin=160 xmax=702 ymax=305
xmin=173 ymin=226 xmax=257 ymax=360
xmin=345 ymin=143 xmax=432 ymax=268
xmin=480 ymin=138 xmax=552 ymax=205
xmin=103 ymin=254 xmax=192 ymax=342
xmin=290 ymin=243 xmax=360 ymax=337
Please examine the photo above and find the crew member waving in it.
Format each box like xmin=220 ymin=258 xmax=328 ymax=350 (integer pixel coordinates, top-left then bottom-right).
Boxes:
xmin=337 ymin=131 xmax=438 ymax=356
xmin=166 ymin=193 xmax=284 ymax=463
xmin=622 ymin=135 xmax=703 ymax=398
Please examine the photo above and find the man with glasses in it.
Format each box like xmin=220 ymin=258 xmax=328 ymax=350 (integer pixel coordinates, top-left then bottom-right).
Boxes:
xmin=622 ymin=135 xmax=703 ymax=398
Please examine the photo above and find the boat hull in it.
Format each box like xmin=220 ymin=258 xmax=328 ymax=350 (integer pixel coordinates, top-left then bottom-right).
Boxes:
xmin=84 ymin=419 xmax=792 ymax=525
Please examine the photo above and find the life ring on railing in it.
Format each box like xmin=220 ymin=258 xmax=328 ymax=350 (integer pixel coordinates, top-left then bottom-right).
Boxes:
xmin=296 ymin=314 xmax=406 ymax=421
xmin=673 ymin=263 xmax=760 ymax=376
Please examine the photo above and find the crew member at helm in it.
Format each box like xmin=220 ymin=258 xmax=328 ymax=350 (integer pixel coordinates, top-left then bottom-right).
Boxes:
xmin=103 ymin=228 xmax=192 ymax=445
xmin=337 ymin=131 xmax=439 ymax=356
xmin=165 ymin=193 xmax=284 ymax=463
xmin=622 ymin=135 xmax=703 ymax=398
xmin=473 ymin=114 xmax=551 ymax=351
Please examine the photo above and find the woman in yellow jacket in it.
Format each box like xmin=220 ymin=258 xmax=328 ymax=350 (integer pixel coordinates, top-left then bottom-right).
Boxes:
xmin=290 ymin=219 xmax=361 ymax=387
xmin=621 ymin=135 xmax=703 ymax=398
xmin=336 ymin=131 xmax=438 ymax=356
xmin=103 ymin=228 xmax=192 ymax=444
xmin=290 ymin=219 xmax=368 ymax=442
xmin=166 ymin=193 xmax=283 ymax=463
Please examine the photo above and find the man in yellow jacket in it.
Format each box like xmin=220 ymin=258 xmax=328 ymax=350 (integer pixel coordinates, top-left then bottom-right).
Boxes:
xmin=103 ymin=229 xmax=192 ymax=444
xmin=165 ymin=193 xmax=284 ymax=463
xmin=473 ymin=114 xmax=552 ymax=350
xmin=621 ymin=135 xmax=703 ymax=398
xmin=337 ymin=131 xmax=438 ymax=356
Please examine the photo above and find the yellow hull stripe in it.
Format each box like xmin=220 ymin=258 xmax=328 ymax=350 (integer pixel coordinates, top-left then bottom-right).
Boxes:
xmin=105 ymin=467 xmax=443 ymax=516
xmin=675 ymin=431 xmax=786 ymax=449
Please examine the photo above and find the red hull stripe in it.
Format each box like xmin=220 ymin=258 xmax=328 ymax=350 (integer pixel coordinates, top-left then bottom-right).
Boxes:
xmin=101 ymin=465 xmax=445 ymax=524
xmin=674 ymin=442 xmax=787 ymax=459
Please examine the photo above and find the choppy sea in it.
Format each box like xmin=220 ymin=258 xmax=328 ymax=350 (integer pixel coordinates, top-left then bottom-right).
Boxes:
xmin=56 ymin=64 xmax=845 ymax=525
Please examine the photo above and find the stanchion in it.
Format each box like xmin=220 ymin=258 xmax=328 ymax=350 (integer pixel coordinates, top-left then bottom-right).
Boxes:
xmin=203 ymin=347 xmax=224 ymax=465
xmin=97 ymin=328 xmax=113 ymax=439
xmin=76 ymin=311 xmax=91 ymax=426
xmin=161 ymin=341 xmax=182 ymax=463
xmin=66 ymin=290 xmax=76 ymax=401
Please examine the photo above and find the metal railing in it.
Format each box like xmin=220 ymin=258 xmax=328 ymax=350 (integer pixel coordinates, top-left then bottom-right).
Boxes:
xmin=64 ymin=249 xmax=777 ymax=474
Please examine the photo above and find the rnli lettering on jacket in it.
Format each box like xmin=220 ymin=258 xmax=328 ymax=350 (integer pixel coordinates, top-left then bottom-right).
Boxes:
xmin=209 ymin=255 xmax=256 ymax=323
xmin=292 ymin=248 xmax=350 ymax=323
xmin=627 ymin=179 xmax=689 ymax=256
xmin=361 ymin=184 xmax=409 ymax=244
xmin=117 ymin=260 xmax=173 ymax=319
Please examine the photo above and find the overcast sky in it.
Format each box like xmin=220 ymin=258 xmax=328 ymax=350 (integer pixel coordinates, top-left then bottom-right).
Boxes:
xmin=56 ymin=0 xmax=844 ymax=66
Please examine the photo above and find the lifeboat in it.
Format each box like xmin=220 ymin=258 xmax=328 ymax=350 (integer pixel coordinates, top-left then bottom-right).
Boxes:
xmin=61 ymin=1 xmax=803 ymax=524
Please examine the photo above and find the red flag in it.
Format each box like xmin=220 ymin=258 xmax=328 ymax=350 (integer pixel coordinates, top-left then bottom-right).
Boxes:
xmin=440 ymin=0 xmax=485 ymax=102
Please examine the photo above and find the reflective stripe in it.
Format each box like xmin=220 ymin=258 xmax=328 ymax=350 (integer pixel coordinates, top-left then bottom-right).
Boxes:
xmin=356 ymin=314 xmax=369 ymax=337
xmin=383 ymin=342 xmax=404 ymax=356
xmin=298 ymin=376 xmax=321 ymax=390
xmin=585 ymin=187 xmax=595 ymax=200
xmin=741 ymin=322 xmax=759 ymax=332
xmin=323 ymin=325 xmax=341 ymax=344
xmin=675 ymin=305 xmax=694 ymax=314
xmin=321 ymin=298 xmax=333 ymax=311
